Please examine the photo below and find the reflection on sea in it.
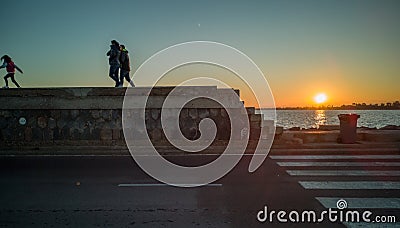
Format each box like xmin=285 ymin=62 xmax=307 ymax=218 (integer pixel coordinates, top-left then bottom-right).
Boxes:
xmin=314 ymin=110 xmax=327 ymax=127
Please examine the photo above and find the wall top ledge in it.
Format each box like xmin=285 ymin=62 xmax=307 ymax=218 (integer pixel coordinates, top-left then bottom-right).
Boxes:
xmin=0 ymin=87 xmax=240 ymax=97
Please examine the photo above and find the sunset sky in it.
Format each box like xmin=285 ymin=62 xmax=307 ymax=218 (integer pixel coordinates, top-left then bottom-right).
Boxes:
xmin=0 ymin=0 xmax=399 ymax=107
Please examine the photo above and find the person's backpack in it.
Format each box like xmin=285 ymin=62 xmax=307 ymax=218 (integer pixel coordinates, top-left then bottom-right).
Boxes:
xmin=6 ymin=61 xmax=15 ymax=73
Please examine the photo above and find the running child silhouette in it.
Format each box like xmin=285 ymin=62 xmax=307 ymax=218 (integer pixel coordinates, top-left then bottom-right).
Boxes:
xmin=0 ymin=55 xmax=23 ymax=88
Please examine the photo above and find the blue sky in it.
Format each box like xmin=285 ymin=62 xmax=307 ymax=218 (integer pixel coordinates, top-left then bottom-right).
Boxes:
xmin=1 ymin=0 xmax=399 ymax=106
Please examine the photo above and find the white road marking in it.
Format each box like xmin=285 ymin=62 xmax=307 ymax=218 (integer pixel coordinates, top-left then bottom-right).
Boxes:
xmin=287 ymin=170 xmax=400 ymax=176
xmin=277 ymin=162 xmax=400 ymax=167
xmin=270 ymin=155 xmax=400 ymax=160
xmin=118 ymin=183 xmax=222 ymax=187
xmin=299 ymin=181 xmax=400 ymax=190
xmin=316 ymin=197 xmax=400 ymax=209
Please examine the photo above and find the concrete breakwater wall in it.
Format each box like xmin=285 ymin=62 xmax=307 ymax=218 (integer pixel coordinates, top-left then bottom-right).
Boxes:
xmin=0 ymin=87 xmax=264 ymax=147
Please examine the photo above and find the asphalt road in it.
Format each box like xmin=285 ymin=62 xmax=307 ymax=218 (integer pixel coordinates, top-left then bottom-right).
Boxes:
xmin=0 ymin=150 xmax=399 ymax=227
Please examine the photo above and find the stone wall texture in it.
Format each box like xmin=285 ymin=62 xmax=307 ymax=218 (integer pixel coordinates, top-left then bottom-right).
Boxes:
xmin=0 ymin=87 xmax=263 ymax=147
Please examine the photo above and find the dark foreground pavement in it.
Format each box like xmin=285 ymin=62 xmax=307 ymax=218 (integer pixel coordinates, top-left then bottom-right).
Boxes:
xmin=0 ymin=150 xmax=399 ymax=227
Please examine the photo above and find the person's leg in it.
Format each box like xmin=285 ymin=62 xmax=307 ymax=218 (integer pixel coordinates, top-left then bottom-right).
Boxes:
xmin=119 ymin=69 xmax=126 ymax=87
xmin=109 ymin=65 xmax=119 ymax=87
xmin=10 ymin=74 xmax=21 ymax=88
xmin=4 ymin=74 xmax=10 ymax=88
xmin=125 ymin=71 xmax=135 ymax=87
xmin=109 ymin=66 xmax=116 ymax=81
xmin=113 ymin=65 xmax=120 ymax=87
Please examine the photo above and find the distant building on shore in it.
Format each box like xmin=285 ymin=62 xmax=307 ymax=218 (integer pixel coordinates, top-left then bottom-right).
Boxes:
xmin=276 ymin=101 xmax=400 ymax=110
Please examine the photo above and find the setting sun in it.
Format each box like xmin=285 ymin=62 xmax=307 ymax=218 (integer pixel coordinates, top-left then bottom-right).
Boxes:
xmin=314 ymin=93 xmax=328 ymax=104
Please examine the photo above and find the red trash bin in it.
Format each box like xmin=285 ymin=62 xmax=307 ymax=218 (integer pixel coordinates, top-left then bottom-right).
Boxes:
xmin=338 ymin=114 xmax=360 ymax=144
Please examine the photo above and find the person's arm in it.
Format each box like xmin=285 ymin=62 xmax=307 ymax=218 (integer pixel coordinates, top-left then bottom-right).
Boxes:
xmin=0 ymin=61 xmax=6 ymax=69
xmin=108 ymin=49 xmax=116 ymax=59
xmin=15 ymin=65 xmax=23 ymax=74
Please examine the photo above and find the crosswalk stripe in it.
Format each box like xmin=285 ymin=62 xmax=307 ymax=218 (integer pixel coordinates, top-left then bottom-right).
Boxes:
xmin=299 ymin=181 xmax=400 ymax=190
xmin=277 ymin=162 xmax=400 ymax=167
xmin=287 ymin=170 xmax=400 ymax=176
xmin=276 ymin=153 xmax=400 ymax=227
xmin=270 ymin=155 xmax=400 ymax=160
xmin=316 ymin=197 xmax=400 ymax=209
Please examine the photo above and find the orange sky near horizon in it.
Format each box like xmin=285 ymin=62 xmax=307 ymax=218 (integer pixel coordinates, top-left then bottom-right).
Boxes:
xmin=154 ymin=59 xmax=399 ymax=108
xmin=257 ymin=54 xmax=399 ymax=108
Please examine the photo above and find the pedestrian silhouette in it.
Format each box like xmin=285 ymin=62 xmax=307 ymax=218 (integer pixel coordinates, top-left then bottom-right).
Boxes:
xmin=119 ymin=44 xmax=135 ymax=87
xmin=0 ymin=55 xmax=23 ymax=88
xmin=106 ymin=40 xmax=121 ymax=87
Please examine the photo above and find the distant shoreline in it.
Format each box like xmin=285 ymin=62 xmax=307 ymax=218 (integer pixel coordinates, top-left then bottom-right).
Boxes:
xmin=272 ymin=107 xmax=400 ymax=110
xmin=259 ymin=102 xmax=400 ymax=110
xmin=258 ymin=108 xmax=400 ymax=110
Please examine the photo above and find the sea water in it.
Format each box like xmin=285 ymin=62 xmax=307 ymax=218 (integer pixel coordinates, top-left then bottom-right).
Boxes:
xmin=257 ymin=110 xmax=400 ymax=129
